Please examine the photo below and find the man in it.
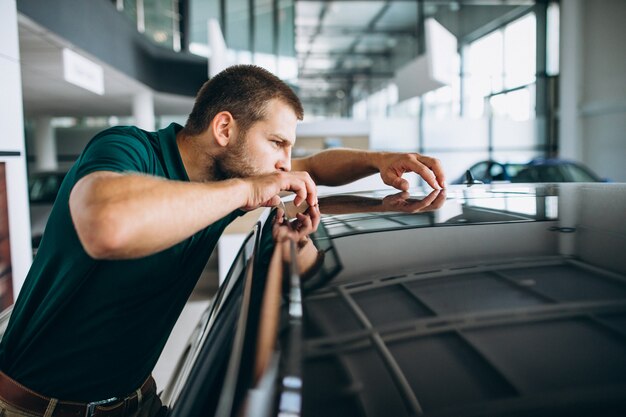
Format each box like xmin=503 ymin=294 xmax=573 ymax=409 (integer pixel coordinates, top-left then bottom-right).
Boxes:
xmin=0 ymin=65 xmax=445 ymax=416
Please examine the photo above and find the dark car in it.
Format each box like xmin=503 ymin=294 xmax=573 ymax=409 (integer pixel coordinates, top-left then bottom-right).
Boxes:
xmin=28 ymin=171 xmax=67 ymax=248
xmin=453 ymin=158 xmax=605 ymax=185
xmin=512 ymin=158 xmax=605 ymax=183
xmin=160 ymin=182 xmax=626 ymax=417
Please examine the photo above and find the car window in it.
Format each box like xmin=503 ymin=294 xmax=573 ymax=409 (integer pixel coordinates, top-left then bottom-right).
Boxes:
xmin=470 ymin=162 xmax=489 ymax=182
xmin=29 ymin=174 xmax=65 ymax=204
xmin=489 ymin=164 xmax=505 ymax=181
xmin=566 ymin=164 xmax=599 ymax=182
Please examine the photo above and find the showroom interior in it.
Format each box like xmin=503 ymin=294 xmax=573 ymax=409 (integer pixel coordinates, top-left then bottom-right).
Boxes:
xmin=1 ymin=0 xmax=625 ymax=394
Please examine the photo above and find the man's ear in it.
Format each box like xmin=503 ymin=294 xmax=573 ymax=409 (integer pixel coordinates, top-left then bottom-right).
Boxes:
xmin=211 ymin=111 xmax=236 ymax=147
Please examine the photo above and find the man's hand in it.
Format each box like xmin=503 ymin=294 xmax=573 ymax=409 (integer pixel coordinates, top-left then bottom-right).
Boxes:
xmin=241 ymin=171 xmax=318 ymax=211
xmin=272 ymin=205 xmax=320 ymax=244
xmin=377 ymin=152 xmax=446 ymax=191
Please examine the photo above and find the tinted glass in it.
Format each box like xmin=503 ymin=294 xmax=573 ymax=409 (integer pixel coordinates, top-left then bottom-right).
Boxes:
xmin=29 ymin=174 xmax=65 ymax=203
xmin=566 ymin=164 xmax=600 ymax=182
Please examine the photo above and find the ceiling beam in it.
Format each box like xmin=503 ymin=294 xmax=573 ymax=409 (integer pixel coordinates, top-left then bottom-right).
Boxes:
xmin=299 ymin=51 xmax=392 ymax=58
xmin=295 ymin=0 xmax=533 ymax=4
xmin=333 ymin=2 xmax=393 ymax=73
xmin=301 ymin=3 xmax=330 ymax=69
xmin=296 ymin=27 xmax=416 ymax=37
xmin=298 ymin=71 xmax=394 ymax=79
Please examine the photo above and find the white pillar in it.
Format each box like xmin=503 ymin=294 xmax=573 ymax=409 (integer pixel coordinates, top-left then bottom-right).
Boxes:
xmin=34 ymin=117 xmax=58 ymax=172
xmin=559 ymin=0 xmax=583 ymax=161
xmin=0 ymin=0 xmax=34 ymax=300
xmin=133 ymin=90 xmax=155 ymax=131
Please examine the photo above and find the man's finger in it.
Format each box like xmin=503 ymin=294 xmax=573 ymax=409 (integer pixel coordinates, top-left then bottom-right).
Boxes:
xmin=286 ymin=177 xmax=307 ymax=207
xmin=403 ymin=157 xmax=440 ymax=190
xmin=417 ymin=155 xmax=446 ymax=188
xmin=395 ymin=177 xmax=409 ymax=191
xmin=300 ymin=172 xmax=318 ymax=207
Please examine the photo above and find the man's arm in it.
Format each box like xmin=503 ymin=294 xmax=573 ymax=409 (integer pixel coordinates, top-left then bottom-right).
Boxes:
xmin=292 ymin=148 xmax=446 ymax=190
xmin=69 ymin=170 xmax=317 ymax=260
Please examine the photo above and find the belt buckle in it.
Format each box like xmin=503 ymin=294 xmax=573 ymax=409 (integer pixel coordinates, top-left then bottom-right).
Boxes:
xmin=85 ymin=397 xmax=120 ymax=417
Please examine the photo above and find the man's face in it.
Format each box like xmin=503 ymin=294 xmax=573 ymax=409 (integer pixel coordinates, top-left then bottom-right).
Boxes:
xmin=215 ymin=99 xmax=298 ymax=179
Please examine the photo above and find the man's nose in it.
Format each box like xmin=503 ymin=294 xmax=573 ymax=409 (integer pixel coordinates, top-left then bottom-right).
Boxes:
xmin=276 ymin=151 xmax=291 ymax=172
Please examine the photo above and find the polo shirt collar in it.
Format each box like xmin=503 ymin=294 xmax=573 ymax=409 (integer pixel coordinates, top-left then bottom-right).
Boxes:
xmin=157 ymin=123 xmax=189 ymax=182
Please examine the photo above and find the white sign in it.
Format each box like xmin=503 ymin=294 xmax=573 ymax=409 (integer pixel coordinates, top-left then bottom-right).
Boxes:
xmin=62 ymin=48 xmax=105 ymax=95
xmin=394 ymin=18 xmax=457 ymax=102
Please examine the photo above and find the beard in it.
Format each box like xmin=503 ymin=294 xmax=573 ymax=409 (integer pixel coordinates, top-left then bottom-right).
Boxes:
xmin=212 ymin=133 xmax=262 ymax=180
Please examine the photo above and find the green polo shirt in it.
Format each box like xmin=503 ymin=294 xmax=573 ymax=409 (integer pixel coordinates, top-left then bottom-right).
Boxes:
xmin=0 ymin=123 xmax=241 ymax=401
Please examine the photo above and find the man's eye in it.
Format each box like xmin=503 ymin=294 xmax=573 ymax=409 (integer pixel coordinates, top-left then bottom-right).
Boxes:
xmin=271 ymin=140 xmax=281 ymax=147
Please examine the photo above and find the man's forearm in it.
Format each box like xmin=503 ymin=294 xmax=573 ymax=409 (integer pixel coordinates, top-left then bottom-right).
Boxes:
xmin=70 ymin=172 xmax=248 ymax=260
xmin=294 ymin=148 xmax=384 ymax=186
xmin=295 ymin=148 xmax=445 ymax=191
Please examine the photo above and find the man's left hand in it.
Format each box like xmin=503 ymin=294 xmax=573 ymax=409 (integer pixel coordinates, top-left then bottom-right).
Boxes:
xmin=272 ymin=205 xmax=320 ymax=245
xmin=377 ymin=152 xmax=446 ymax=191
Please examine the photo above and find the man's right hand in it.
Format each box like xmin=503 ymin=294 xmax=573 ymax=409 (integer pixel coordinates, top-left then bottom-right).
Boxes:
xmin=241 ymin=171 xmax=318 ymax=210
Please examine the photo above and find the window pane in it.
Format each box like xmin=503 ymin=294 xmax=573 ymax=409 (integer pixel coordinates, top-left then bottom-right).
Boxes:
xmin=466 ymin=31 xmax=504 ymax=96
xmin=226 ymin=0 xmax=250 ymax=51
xmin=189 ymin=0 xmax=220 ymax=45
xmin=504 ymin=13 xmax=536 ymax=88
xmin=254 ymin=0 xmax=273 ymax=54
xmin=278 ymin=0 xmax=295 ymax=57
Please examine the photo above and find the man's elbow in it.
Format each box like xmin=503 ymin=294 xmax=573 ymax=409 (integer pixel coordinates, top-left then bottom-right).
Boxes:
xmin=73 ymin=211 xmax=129 ymax=260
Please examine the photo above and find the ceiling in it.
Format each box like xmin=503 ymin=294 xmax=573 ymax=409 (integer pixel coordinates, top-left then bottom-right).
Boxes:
xmin=295 ymin=1 xmax=417 ymax=104
xmin=293 ymin=0 xmax=535 ymax=113
xmin=18 ymin=15 xmax=195 ymax=118
xmin=16 ymin=1 xmax=535 ymax=119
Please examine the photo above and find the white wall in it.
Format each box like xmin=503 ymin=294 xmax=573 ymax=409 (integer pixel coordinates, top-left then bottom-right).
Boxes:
xmin=560 ymin=0 xmax=626 ymax=181
xmin=0 ymin=0 xmax=34 ymax=299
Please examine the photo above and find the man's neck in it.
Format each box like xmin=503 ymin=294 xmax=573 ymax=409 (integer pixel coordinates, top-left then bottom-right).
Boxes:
xmin=176 ymin=130 xmax=218 ymax=182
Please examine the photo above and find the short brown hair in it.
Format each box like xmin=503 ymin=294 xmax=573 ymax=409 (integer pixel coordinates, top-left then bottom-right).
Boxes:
xmin=183 ymin=65 xmax=304 ymax=136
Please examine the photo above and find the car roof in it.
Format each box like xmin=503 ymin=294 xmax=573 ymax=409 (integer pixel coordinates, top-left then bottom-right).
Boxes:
xmin=300 ymin=183 xmax=626 ymax=416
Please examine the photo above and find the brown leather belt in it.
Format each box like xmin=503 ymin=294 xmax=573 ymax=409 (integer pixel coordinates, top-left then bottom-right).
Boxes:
xmin=0 ymin=371 xmax=156 ymax=417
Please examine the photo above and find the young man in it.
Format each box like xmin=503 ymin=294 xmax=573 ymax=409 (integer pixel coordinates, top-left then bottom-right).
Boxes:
xmin=0 ymin=65 xmax=445 ymax=416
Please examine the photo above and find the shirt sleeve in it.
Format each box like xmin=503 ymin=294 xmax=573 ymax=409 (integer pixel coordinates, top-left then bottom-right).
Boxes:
xmin=74 ymin=133 xmax=151 ymax=181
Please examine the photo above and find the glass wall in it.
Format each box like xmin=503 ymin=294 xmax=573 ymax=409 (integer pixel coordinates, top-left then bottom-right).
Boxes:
xmin=117 ymin=0 xmax=181 ymax=50
xmin=186 ymin=0 xmax=296 ymax=80
xmin=114 ymin=0 xmax=297 ymax=79
xmin=352 ymin=10 xmax=548 ymax=182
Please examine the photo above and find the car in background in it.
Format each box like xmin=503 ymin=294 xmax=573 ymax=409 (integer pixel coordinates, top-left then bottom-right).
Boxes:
xmin=28 ymin=171 xmax=66 ymax=248
xmin=160 ymin=183 xmax=626 ymax=417
xmin=453 ymin=158 xmax=606 ymax=185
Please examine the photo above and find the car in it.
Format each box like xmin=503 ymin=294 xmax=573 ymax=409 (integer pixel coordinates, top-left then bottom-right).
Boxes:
xmin=452 ymin=160 xmax=525 ymax=184
xmin=512 ymin=158 xmax=605 ymax=183
xmin=160 ymin=182 xmax=626 ymax=417
xmin=453 ymin=158 xmax=605 ymax=185
xmin=28 ymin=171 xmax=67 ymax=249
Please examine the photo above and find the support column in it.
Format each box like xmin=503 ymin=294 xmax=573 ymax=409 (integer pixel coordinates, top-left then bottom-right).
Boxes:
xmin=535 ymin=1 xmax=550 ymax=156
xmin=558 ymin=0 xmax=583 ymax=160
xmin=0 ymin=0 xmax=33 ymax=300
xmin=34 ymin=117 xmax=58 ymax=172
xmin=133 ymin=90 xmax=155 ymax=131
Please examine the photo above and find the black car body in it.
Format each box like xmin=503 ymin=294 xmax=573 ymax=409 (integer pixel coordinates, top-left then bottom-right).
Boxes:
xmin=162 ymin=182 xmax=626 ymax=417
xmin=453 ymin=159 xmax=605 ymax=185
